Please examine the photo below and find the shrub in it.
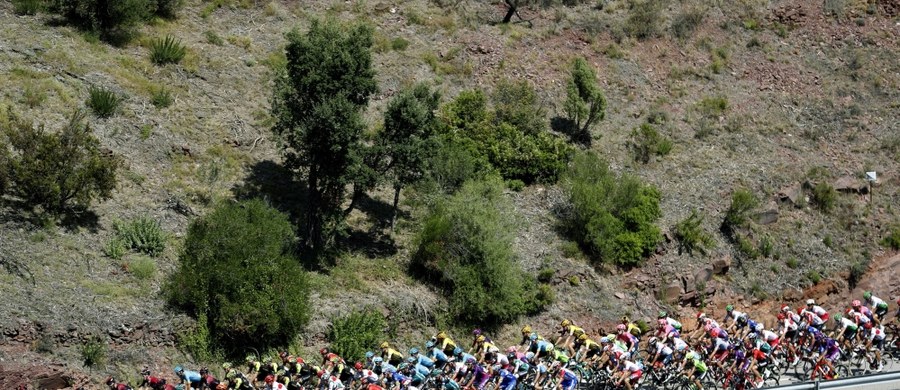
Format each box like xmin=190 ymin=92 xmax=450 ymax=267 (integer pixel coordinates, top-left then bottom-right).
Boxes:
xmin=328 ymin=309 xmax=386 ymax=362
xmin=786 ymin=257 xmax=799 ymax=269
xmin=0 ymin=139 xmax=9 ymax=196
xmin=624 ymin=0 xmax=663 ymax=40
xmin=127 ymin=255 xmax=156 ymax=280
xmin=113 ymin=216 xmax=166 ymax=257
xmin=723 ymin=189 xmax=758 ymax=232
xmin=391 ymin=37 xmax=409 ymax=51
xmin=848 ymin=260 xmax=868 ymax=289
xmin=563 ymin=57 xmax=607 ymax=135
xmin=412 ymin=178 xmax=546 ymax=327
xmin=811 ymin=182 xmax=838 ymax=214
xmin=806 ymin=270 xmax=821 ymax=284
xmin=150 ymin=86 xmax=173 ymax=108
xmin=419 ymin=135 xmax=493 ymax=194
xmin=881 ymin=225 xmax=900 ymax=250
xmin=758 ymin=235 xmax=774 ymax=258
xmin=22 ymin=82 xmax=47 ymax=108
xmin=47 ymin=0 xmax=156 ymax=45
xmin=492 ymin=79 xmax=546 ymax=136
xmin=506 ymin=179 xmax=525 ymax=191
xmin=13 ymin=0 xmax=43 ymax=16
xmin=154 ymin=0 xmax=184 ymax=19
xmin=205 ymin=30 xmax=224 ymax=45
xmin=104 ymin=238 xmax=126 ymax=260
xmin=629 ymin=123 xmax=673 ymax=163
xmin=561 ymin=152 xmax=662 ymax=267
xmin=560 ymin=241 xmax=583 ymax=259
xmin=81 ymin=337 xmax=107 ymax=368
xmin=176 ymin=312 xmax=216 ymax=362
xmin=86 ymin=86 xmax=122 ymax=118
xmin=697 ymin=96 xmax=728 ymax=118
xmin=3 ymin=111 xmax=119 ymax=214
xmin=674 ymin=210 xmax=714 ymax=256
xmin=150 ymin=35 xmax=187 ymax=65
xmin=671 ymin=7 xmax=704 ymax=39
xmin=167 ymin=199 xmax=311 ymax=354
xmin=537 ymin=267 xmax=555 ymax=283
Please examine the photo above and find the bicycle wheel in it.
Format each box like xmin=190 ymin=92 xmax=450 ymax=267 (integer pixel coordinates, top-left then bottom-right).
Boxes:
xmin=834 ymin=364 xmax=850 ymax=379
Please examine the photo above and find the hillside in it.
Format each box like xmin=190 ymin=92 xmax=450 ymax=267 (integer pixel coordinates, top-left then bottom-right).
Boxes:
xmin=0 ymin=0 xmax=898 ymax=387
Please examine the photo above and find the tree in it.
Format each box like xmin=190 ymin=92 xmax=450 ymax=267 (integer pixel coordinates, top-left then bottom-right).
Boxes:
xmin=3 ymin=110 xmax=119 ymax=214
xmin=563 ymin=57 xmax=607 ymax=136
xmin=272 ymin=18 xmax=378 ymax=256
xmin=377 ymin=84 xmax=441 ymax=228
xmin=166 ymin=199 xmax=311 ymax=354
xmin=47 ymin=0 xmax=156 ymax=45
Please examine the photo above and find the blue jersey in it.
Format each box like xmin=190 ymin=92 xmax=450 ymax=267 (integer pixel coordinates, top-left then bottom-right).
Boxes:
xmin=498 ymin=369 xmax=517 ymax=390
xmin=390 ymin=372 xmax=409 ymax=385
xmin=179 ymin=370 xmax=202 ymax=384
xmin=415 ymin=355 xmax=435 ymax=368
xmin=533 ymin=340 xmax=553 ymax=352
xmin=429 ymin=348 xmax=449 ymax=363
xmin=459 ymin=353 xmax=476 ymax=363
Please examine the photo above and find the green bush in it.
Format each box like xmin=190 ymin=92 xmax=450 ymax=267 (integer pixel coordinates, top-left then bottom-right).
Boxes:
xmin=506 ymin=179 xmax=525 ymax=191
xmin=104 ymin=238 xmax=126 ymax=260
xmin=806 ymin=270 xmax=821 ymax=284
xmin=127 ymin=255 xmax=156 ymax=280
xmin=848 ymin=260 xmax=867 ymax=289
xmin=881 ymin=225 xmax=900 ymax=250
xmin=113 ymin=216 xmax=166 ymax=257
xmin=176 ymin=312 xmax=217 ymax=362
xmin=736 ymin=234 xmax=759 ymax=259
xmin=697 ymin=96 xmax=728 ymax=118
xmin=150 ymin=35 xmax=187 ymax=65
xmin=786 ymin=257 xmax=799 ymax=269
xmin=47 ymin=0 xmax=157 ymax=45
xmin=81 ymin=337 xmax=107 ymax=368
xmin=629 ymin=123 xmax=672 ymax=163
xmin=154 ymin=0 xmax=184 ymax=18
xmin=492 ymin=79 xmax=546 ymax=136
xmin=328 ymin=309 xmax=386 ymax=362
xmin=758 ymin=235 xmax=774 ymax=258
xmin=3 ymin=110 xmax=119 ymax=214
xmin=674 ymin=210 xmax=714 ymax=256
xmin=167 ymin=199 xmax=311 ymax=354
xmin=671 ymin=7 xmax=704 ymax=39
xmin=391 ymin=37 xmax=410 ymax=51
xmin=86 ymin=86 xmax=122 ymax=118
xmin=811 ymin=182 xmax=838 ymax=213
xmin=205 ymin=30 xmax=224 ymax=46
xmin=13 ymin=0 xmax=43 ymax=15
xmin=561 ymin=152 xmax=662 ymax=267
xmin=563 ymin=57 xmax=607 ymax=135
xmin=150 ymin=86 xmax=173 ymax=108
xmin=723 ymin=189 xmax=758 ymax=232
xmin=537 ymin=267 xmax=555 ymax=283
xmin=624 ymin=0 xmax=663 ymax=40
xmin=0 ymin=139 xmax=9 ymax=196
xmin=412 ymin=178 xmax=546 ymax=327
xmin=419 ymin=135 xmax=493 ymax=195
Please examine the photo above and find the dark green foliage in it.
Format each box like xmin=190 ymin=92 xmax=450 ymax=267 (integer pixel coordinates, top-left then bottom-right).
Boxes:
xmin=3 ymin=111 xmax=119 ymax=214
xmin=418 ymin=135 xmax=493 ymax=195
xmin=272 ymin=18 xmax=378 ymax=255
xmin=674 ymin=209 xmax=714 ymax=256
xmin=697 ymin=96 xmax=729 ymax=118
xmin=563 ymin=57 xmax=607 ymax=135
xmin=328 ymin=309 xmax=387 ymax=362
xmin=629 ymin=123 xmax=672 ymax=163
xmin=167 ymin=200 xmax=311 ymax=353
xmin=176 ymin=312 xmax=216 ymax=361
xmin=811 ymin=182 xmax=837 ymax=213
xmin=492 ymin=79 xmax=546 ymax=136
xmin=47 ymin=0 xmax=156 ymax=45
xmin=561 ymin=152 xmax=662 ymax=267
xmin=439 ymin=89 xmax=572 ymax=184
xmin=624 ymin=0 xmax=663 ymax=40
xmin=537 ymin=267 xmax=555 ymax=283
xmin=0 ymin=138 xmax=9 ymax=196
xmin=86 ymin=86 xmax=122 ymax=118
xmin=736 ymin=234 xmax=759 ymax=259
xmin=13 ymin=0 xmax=43 ymax=15
xmin=154 ymin=0 xmax=184 ymax=19
xmin=205 ymin=30 xmax=224 ymax=46
xmin=150 ymin=86 xmax=173 ymax=108
xmin=506 ymin=179 xmax=525 ymax=192
xmin=150 ymin=35 xmax=186 ymax=65
xmin=723 ymin=189 xmax=758 ymax=232
xmin=881 ymin=225 xmax=900 ymax=250
xmin=758 ymin=235 xmax=774 ymax=258
xmin=113 ymin=216 xmax=166 ymax=257
xmin=391 ymin=37 xmax=409 ymax=51
xmin=81 ymin=337 xmax=107 ymax=368
xmin=671 ymin=7 xmax=704 ymax=39
xmin=848 ymin=260 xmax=868 ymax=289
xmin=412 ymin=178 xmax=547 ymax=328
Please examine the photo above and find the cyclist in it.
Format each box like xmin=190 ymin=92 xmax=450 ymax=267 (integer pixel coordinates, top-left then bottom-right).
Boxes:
xmin=658 ymin=311 xmax=683 ymax=331
xmin=621 ymin=316 xmax=642 ymax=337
xmin=356 ymin=362 xmax=379 ymax=385
xmin=707 ymin=334 xmax=731 ymax=372
xmin=409 ymin=348 xmax=435 ymax=370
xmin=807 ymin=299 xmax=830 ymax=321
xmin=573 ymin=333 xmax=602 ymax=363
xmin=105 ymin=377 xmax=134 ymax=390
xmin=174 ymin=366 xmax=202 ymax=390
xmin=554 ymin=319 xmax=584 ymax=355
xmin=776 ymin=312 xmax=799 ymax=364
xmin=381 ymin=342 xmax=405 ymax=367
xmin=555 ymin=364 xmax=579 ymax=390
xmin=245 ymin=355 xmax=262 ymax=385
xmin=864 ymin=292 xmax=889 ymax=322
xmin=834 ymin=314 xmax=859 ymax=348
xmin=649 ymin=336 xmax=673 ymax=368
xmin=425 ymin=341 xmax=450 ymax=369
xmin=866 ymin=322 xmax=887 ymax=372
xmin=360 ymin=376 xmax=384 ymax=390
xmin=434 ymin=331 xmax=458 ymax=356
xmin=744 ymin=335 xmax=769 ymax=387
xmin=799 ymin=306 xmax=826 ymax=331
xmin=816 ymin=336 xmax=841 ymax=379
xmin=723 ymin=305 xmax=746 ymax=334
xmin=680 ymin=349 xmax=707 ymax=390
xmin=318 ymin=370 xmax=344 ymax=390
xmin=463 ymin=358 xmax=491 ymax=390
xmin=615 ymin=324 xmax=638 ymax=357
xmin=140 ymin=367 xmax=169 ymax=390
xmin=496 ymin=366 xmax=517 ymax=390
xmin=224 ymin=367 xmax=254 ymax=390
xmin=468 ymin=329 xmax=492 ymax=354
xmin=472 ymin=334 xmax=499 ymax=362
xmin=851 ymin=299 xmax=875 ymax=326
xmin=614 ymin=357 xmax=642 ymax=390
xmin=528 ymin=333 xmax=554 ymax=362
xmin=198 ymin=368 xmax=220 ymax=390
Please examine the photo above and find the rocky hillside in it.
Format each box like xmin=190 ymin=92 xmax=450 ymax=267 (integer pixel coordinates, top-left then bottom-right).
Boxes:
xmin=0 ymin=0 xmax=898 ymax=387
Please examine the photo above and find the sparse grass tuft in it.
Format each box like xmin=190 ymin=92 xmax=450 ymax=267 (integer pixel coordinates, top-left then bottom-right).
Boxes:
xmin=697 ymin=96 xmax=728 ymax=118
xmin=127 ymin=256 xmax=156 ymax=281
xmin=671 ymin=7 xmax=704 ymax=39
xmin=150 ymin=35 xmax=186 ymax=65
xmin=624 ymin=0 xmax=663 ymax=40
xmin=602 ymin=43 xmax=625 ymax=59
xmin=104 ymin=238 xmax=127 ymax=260
xmin=538 ymin=267 xmax=556 ymax=283
xmin=812 ymin=182 xmax=838 ymax=214
xmin=806 ymin=270 xmax=821 ymax=284
xmin=629 ymin=123 xmax=673 ymax=163
xmin=674 ymin=210 xmax=714 ymax=256
xmin=391 ymin=37 xmax=410 ymax=51
xmin=205 ymin=30 xmax=224 ymax=46
xmin=881 ymin=225 xmax=900 ymax=250
xmin=150 ymin=86 xmax=173 ymax=108
xmin=785 ymin=257 xmax=799 ymax=269
xmin=559 ymin=241 xmax=583 ymax=260
xmin=81 ymin=337 xmax=107 ymax=368
xmin=22 ymin=81 xmax=47 ymax=108
xmin=12 ymin=0 xmax=43 ymax=15
xmin=87 ymin=86 xmax=122 ymax=118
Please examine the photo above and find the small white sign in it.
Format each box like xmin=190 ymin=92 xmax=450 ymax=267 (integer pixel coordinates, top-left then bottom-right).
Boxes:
xmin=866 ymin=171 xmax=877 ymax=182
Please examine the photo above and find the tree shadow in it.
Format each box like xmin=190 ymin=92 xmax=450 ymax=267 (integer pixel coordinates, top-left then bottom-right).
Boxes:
xmin=231 ymin=159 xmax=307 ymax=226
xmin=338 ymin=193 xmax=399 ymax=258
xmin=551 ymin=116 xmax=591 ymax=147
xmin=0 ymin=200 xmax=100 ymax=233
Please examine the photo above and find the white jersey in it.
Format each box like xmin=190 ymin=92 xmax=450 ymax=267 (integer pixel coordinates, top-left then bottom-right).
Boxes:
xmin=621 ymin=360 xmax=641 ymax=372
xmin=811 ymin=305 xmax=828 ymax=317
xmin=729 ymin=311 xmax=746 ymax=322
xmin=672 ymin=337 xmax=687 ymax=351
xmin=761 ymin=330 xmax=778 ymax=341
xmin=870 ymin=325 xmax=886 ymax=341
xmin=839 ymin=317 xmax=858 ymax=331
xmin=655 ymin=342 xmax=673 ymax=356
xmin=666 ymin=317 xmax=682 ymax=328
xmin=781 ymin=318 xmax=798 ymax=332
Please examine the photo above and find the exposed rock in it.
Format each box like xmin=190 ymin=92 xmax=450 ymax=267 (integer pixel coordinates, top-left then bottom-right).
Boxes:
xmin=711 ymin=255 xmax=731 ymax=275
xmin=614 ymin=292 xmax=625 ymax=300
xmin=833 ymin=176 xmax=868 ymax=194
xmin=777 ymin=183 xmax=803 ymax=206
xmin=662 ymin=282 xmax=683 ymax=303
xmin=693 ymin=266 xmax=713 ymax=285
xmin=754 ymin=202 xmax=779 ymax=225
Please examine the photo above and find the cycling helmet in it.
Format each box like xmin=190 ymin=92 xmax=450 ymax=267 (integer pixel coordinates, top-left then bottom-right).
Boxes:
xmin=851 ymin=299 xmax=861 ymax=307
xmin=525 ymin=352 xmax=535 ymax=360
xmin=199 ymin=367 xmax=209 ymax=375
xmin=675 ymin=343 xmax=686 ymax=352
xmin=425 ymin=341 xmax=435 ymax=349
xmin=297 ymin=357 xmax=305 ymax=364
xmin=777 ymin=313 xmax=785 ymax=320
xmin=561 ymin=319 xmax=572 ymax=327
xmin=658 ymin=311 xmax=668 ymax=319
xmin=726 ymin=305 xmax=734 ymax=312
xmin=616 ymin=324 xmax=626 ymax=331
xmin=355 ymin=362 xmax=363 ymax=370
xmin=834 ymin=314 xmax=843 ymax=321
xmin=373 ymin=357 xmax=383 ymax=364
xmin=141 ymin=367 xmax=151 ymax=376
xmin=578 ymin=334 xmax=588 ymax=341
xmin=806 ymin=326 xmax=817 ymax=334
xmin=453 ymin=347 xmax=463 ymax=356
xmin=747 ymin=333 xmax=757 ymax=339
xmin=380 ymin=342 xmax=390 ymax=349
xmin=266 ymin=374 xmax=276 ymax=384
xmin=475 ymin=335 xmax=485 ymax=343
xmin=754 ymin=323 xmax=764 ymax=332
xmin=319 ymin=348 xmax=329 ymax=355
xmin=697 ymin=312 xmax=706 ymax=319
xmin=781 ymin=304 xmax=790 ymax=312
xmin=174 ymin=366 xmax=183 ymax=374
xmin=226 ymin=371 xmax=236 ymax=380
xmin=863 ymin=291 xmax=872 ymax=300
xmin=599 ymin=337 xmax=610 ymax=344
xmin=521 ymin=325 xmax=531 ymax=334
xmin=436 ymin=331 xmax=448 ymax=339
xmin=106 ymin=377 xmax=115 ymax=385
xmin=529 ymin=332 xmax=538 ymax=341
xmin=465 ymin=357 xmax=476 ymax=364
xmin=317 ymin=370 xmax=326 ymax=378
xmin=406 ymin=356 xmax=416 ymax=363
xmin=221 ymin=362 xmax=232 ymax=370
xmin=365 ymin=351 xmax=375 ymax=359
xmin=409 ymin=348 xmax=419 ymax=355
xmin=472 ymin=329 xmax=482 ymax=336
xmin=806 ymin=299 xmax=815 ymax=305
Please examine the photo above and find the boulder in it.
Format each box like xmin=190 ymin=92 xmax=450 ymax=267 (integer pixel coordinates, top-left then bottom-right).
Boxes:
xmin=694 ymin=266 xmax=713 ymax=285
xmin=754 ymin=201 xmax=780 ymax=225
xmin=833 ymin=176 xmax=868 ymax=194
xmin=777 ymin=183 xmax=804 ymax=206
xmin=662 ymin=282 xmax=683 ymax=302
xmin=712 ymin=255 xmax=731 ymax=275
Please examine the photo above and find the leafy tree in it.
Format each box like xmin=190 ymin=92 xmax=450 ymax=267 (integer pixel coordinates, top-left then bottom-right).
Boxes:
xmin=563 ymin=57 xmax=607 ymax=135
xmin=3 ymin=110 xmax=119 ymax=214
xmin=561 ymin=152 xmax=661 ymax=267
xmin=328 ymin=309 xmax=387 ymax=362
xmin=272 ymin=18 xmax=378 ymax=256
xmin=492 ymin=79 xmax=546 ymax=136
xmin=167 ymin=199 xmax=310 ymax=354
xmin=412 ymin=177 xmax=547 ymax=327
xmin=377 ymin=84 xmax=441 ymax=228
